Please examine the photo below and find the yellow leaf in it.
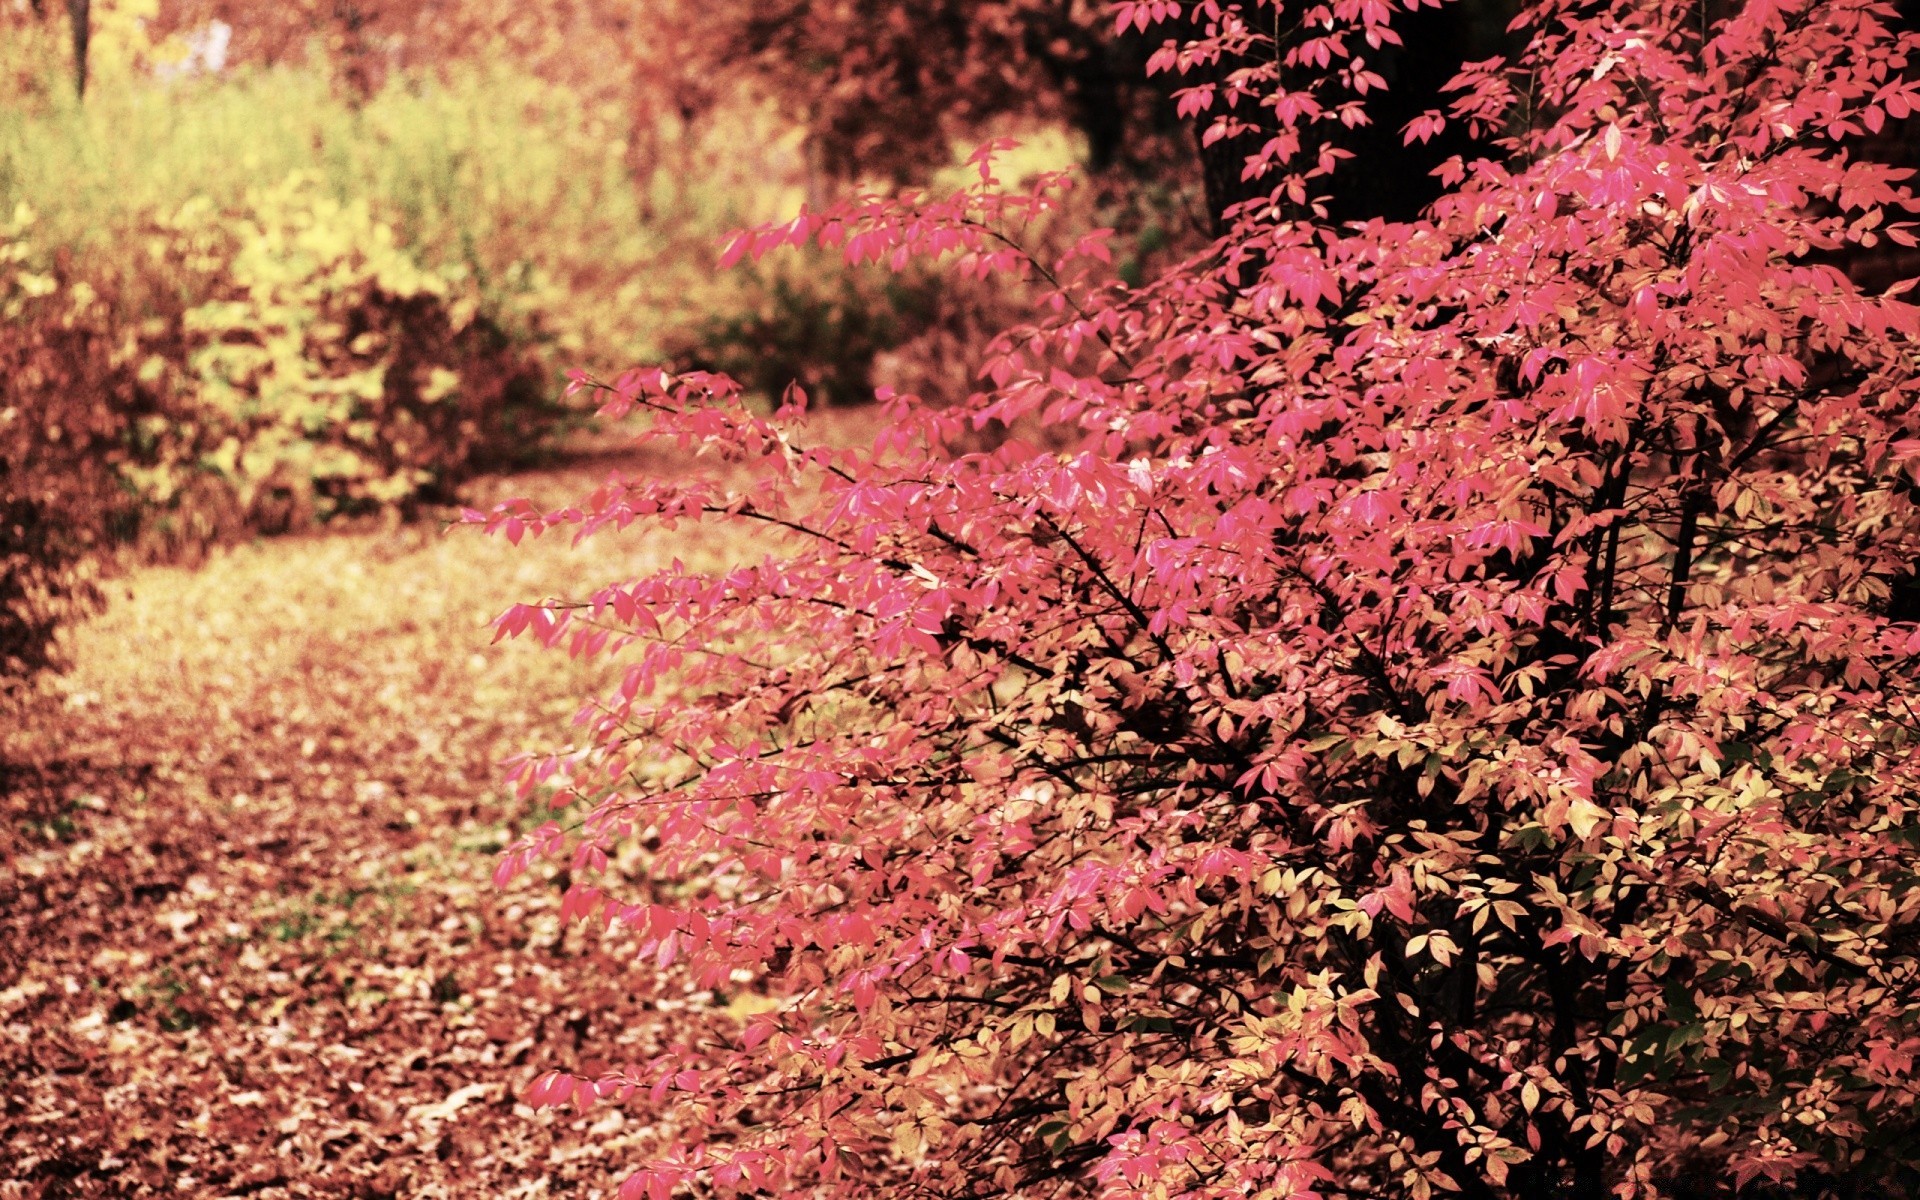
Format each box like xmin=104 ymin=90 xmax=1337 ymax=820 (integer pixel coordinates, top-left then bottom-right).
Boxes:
xmin=1568 ymin=797 xmax=1608 ymax=839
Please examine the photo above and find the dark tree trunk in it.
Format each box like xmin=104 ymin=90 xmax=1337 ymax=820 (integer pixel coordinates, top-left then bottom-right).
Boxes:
xmin=65 ymin=0 xmax=88 ymax=100
xmin=330 ymin=0 xmax=378 ymax=102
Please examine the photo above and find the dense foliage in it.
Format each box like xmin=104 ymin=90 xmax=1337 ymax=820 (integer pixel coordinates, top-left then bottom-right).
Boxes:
xmin=0 ymin=206 xmax=126 ymax=681
xmin=162 ymin=176 xmax=551 ymax=529
xmin=479 ymin=0 xmax=1920 ymax=1197
xmin=0 ymin=178 xmax=551 ymax=685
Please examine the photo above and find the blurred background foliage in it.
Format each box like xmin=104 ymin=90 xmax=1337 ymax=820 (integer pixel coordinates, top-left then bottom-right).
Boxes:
xmin=0 ymin=0 xmax=1203 ymax=684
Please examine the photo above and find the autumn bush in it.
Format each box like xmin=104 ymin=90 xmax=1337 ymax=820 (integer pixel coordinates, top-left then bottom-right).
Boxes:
xmin=664 ymin=256 xmax=939 ymax=409
xmin=476 ymin=0 xmax=1920 ymax=1197
xmin=0 ymin=207 xmax=136 ymax=683
xmin=667 ymin=133 xmax=1200 ymax=410
xmin=670 ymin=248 xmax=1059 ymax=411
xmin=153 ymin=174 xmax=554 ymax=531
xmin=0 ymin=171 xmax=557 ymax=685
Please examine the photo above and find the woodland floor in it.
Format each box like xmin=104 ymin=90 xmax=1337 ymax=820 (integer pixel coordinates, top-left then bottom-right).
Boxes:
xmin=1 ymin=435 xmax=790 ymax=1198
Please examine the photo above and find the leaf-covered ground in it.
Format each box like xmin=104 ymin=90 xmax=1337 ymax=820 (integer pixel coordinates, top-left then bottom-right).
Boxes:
xmin=1 ymin=442 xmax=783 ymax=1199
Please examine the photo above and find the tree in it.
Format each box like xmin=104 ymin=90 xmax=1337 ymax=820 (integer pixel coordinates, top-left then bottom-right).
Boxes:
xmin=1166 ymin=0 xmax=1519 ymax=230
xmin=142 ymin=0 xmax=1183 ymax=198
xmin=711 ymin=1 xmax=1164 ymax=189
xmin=705 ymin=0 xmax=1517 ymax=228
xmin=476 ymin=0 xmax=1920 ymax=1195
xmin=135 ymin=0 xmax=1506 ymax=234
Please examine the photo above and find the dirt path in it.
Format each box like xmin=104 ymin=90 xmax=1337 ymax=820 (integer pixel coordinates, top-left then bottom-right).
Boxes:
xmin=1 ymin=450 xmax=756 ymax=1199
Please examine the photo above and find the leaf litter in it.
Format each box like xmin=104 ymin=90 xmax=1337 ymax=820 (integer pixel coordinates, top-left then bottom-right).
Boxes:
xmin=0 ymin=438 xmax=786 ymax=1199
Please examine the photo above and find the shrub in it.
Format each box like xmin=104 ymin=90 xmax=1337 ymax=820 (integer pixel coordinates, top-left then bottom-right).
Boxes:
xmin=477 ymin=0 xmax=1920 ymax=1198
xmin=0 ymin=205 xmax=147 ymax=685
xmin=667 ymin=253 xmax=948 ymax=408
xmin=671 ymin=152 xmax=1159 ymax=410
xmin=0 ymin=174 xmax=557 ymax=686
xmin=154 ymin=175 xmax=554 ymax=530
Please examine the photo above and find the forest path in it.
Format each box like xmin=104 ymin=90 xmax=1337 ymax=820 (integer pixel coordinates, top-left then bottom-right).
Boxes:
xmin=0 ymin=442 xmax=766 ymax=1199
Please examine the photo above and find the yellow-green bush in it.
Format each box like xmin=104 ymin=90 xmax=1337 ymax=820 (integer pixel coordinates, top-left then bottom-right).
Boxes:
xmin=0 ymin=177 xmax=558 ymax=683
xmin=148 ymin=174 xmax=552 ymax=530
